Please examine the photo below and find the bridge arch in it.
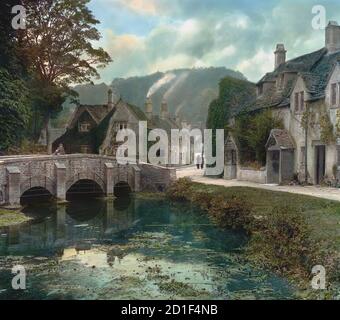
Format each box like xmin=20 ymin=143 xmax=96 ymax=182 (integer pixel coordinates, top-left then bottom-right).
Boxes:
xmin=114 ymin=181 xmax=132 ymax=198
xmin=20 ymin=176 xmax=55 ymax=197
xmin=66 ymin=170 xmax=106 ymax=194
xmin=20 ymin=187 xmax=54 ymax=205
xmin=66 ymin=179 xmax=105 ymax=200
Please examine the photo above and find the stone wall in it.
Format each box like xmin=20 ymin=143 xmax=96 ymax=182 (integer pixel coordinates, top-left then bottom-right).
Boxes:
xmin=0 ymin=155 xmax=169 ymax=206
xmin=237 ymin=167 xmax=266 ymax=184
xmin=138 ymin=163 xmax=176 ymax=192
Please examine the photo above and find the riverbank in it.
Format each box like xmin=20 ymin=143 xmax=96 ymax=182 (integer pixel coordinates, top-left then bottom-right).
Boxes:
xmin=0 ymin=208 xmax=31 ymax=227
xmin=166 ymin=178 xmax=340 ymax=299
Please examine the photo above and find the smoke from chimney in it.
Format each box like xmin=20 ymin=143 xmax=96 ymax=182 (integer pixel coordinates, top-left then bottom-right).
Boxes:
xmin=147 ymin=73 xmax=176 ymax=98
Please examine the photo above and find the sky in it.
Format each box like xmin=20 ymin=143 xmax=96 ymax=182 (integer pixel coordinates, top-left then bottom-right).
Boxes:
xmin=88 ymin=0 xmax=340 ymax=83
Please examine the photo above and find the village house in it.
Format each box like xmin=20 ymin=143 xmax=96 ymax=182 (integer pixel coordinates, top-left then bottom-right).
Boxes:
xmin=225 ymin=21 xmax=340 ymax=185
xmin=52 ymin=89 xmax=186 ymax=163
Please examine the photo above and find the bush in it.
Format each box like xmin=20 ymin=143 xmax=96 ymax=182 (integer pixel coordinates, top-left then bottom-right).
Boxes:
xmin=166 ymin=178 xmax=193 ymax=201
xmin=247 ymin=205 xmax=317 ymax=279
xmin=231 ymin=110 xmax=283 ymax=165
xmin=209 ymin=195 xmax=252 ymax=230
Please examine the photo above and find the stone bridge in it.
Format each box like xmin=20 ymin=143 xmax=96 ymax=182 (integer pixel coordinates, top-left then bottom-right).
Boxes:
xmin=0 ymin=154 xmax=176 ymax=206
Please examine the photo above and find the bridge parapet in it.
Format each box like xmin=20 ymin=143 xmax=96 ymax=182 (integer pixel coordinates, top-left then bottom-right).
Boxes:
xmin=0 ymin=154 xmax=176 ymax=206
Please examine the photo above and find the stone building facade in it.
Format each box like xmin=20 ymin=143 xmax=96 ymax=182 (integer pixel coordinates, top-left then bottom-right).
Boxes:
xmin=53 ymin=90 xmax=182 ymax=162
xmin=225 ymin=21 xmax=340 ymax=185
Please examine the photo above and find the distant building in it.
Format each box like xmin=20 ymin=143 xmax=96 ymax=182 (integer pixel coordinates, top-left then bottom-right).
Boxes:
xmin=53 ymin=89 xmax=189 ymax=163
xmin=226 ymin=21 xmax=340 ymax=185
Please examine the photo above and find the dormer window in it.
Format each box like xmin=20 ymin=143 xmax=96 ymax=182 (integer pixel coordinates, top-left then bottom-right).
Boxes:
xmin=115 ymin=122 xmax=128 ymax=131
xmin=79 ymin=122 xmax=91 ymax=132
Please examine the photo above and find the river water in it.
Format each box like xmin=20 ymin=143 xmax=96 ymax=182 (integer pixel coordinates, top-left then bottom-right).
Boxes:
xmin=0 ymin=196 xmax=294 ymax=300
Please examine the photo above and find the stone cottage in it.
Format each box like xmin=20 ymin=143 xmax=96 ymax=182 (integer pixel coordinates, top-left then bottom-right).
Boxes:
xmin=225 ymin=21 xmax=340 ymax=185
xmin=53 ymin=89 xmax=181 ymax=162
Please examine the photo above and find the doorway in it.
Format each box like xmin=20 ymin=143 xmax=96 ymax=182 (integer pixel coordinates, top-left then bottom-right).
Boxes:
xmin=268 ymin=150 xmax=280 ymax=184
xmin=315 ymin=145 xmax=326 ymax=185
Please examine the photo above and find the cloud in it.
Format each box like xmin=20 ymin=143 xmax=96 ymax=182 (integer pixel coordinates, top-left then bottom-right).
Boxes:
xmin=90 ymin=0 xmax=340 ymax=83
xmin=236 ymin=49 xmax=274 ymax=81
xmin=118 ymin=0 xmax=158 ymax=15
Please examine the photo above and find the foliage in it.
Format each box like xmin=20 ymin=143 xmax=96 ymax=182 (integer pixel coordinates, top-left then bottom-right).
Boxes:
xmin=320 ymin=111 xmax=335 ymax=144
xmin=20 ymin=0 xmax=112 ymax=86
xmin=302 ymin=105 xmax=335 ymax=145
xmin=231 ymin=110 xmax=283 ymax=165
xmin=248 ymin=205 xmax=317 ymax=279
xmin=17 ymin=0 xmax=112 ymax=142
xmin=166 ymin=178 xmax=194 ymax=202
xmin=206 ymin=76 xmax=256 ymax=130
xmin=209 ymin=195 xmax=252 ymax=230
xmin=7 ymin=139 xmax=48 ymax=155
xmin=166 ymin=179 xmax=340 ymax=295
xmin=115 ymin=67 xmax=246 ymax=124
xmin=0 ymin=69 xmax=31 ymax=151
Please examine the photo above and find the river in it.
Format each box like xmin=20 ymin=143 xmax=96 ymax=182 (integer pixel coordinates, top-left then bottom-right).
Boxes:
xmin=0 ymin=196 xmax=295 ymax=300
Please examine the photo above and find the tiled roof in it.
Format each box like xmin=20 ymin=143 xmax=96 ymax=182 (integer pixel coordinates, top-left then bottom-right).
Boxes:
xmin=241 ymin=47 xmax=340 ymax=114
xmin=266 ymin=129 xmax=295 ymax=150
xmin=148 ymin=115 xmax=179 ymax=132
xmin=68 ymin=104 xmax=109 ymax=128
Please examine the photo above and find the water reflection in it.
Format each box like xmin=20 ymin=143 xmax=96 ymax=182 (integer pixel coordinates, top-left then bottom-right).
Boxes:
xmin=0 ymin=197 xmax=295 ymax=300
xmin=0 ymin=198 xmax=139 ymax=256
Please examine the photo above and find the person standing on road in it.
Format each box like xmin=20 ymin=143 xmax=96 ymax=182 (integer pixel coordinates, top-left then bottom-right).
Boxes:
xmin=196 ymin=153 xmax=202 ymax=170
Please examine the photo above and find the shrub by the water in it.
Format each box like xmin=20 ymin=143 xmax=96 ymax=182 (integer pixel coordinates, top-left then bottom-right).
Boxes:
xmin=166 ymin=178 xmax=193 ymax=202
xmin=166 ymin=178 xmax=338 ymax=296
xmin=209 ymin=195 xmax=252 ymax=230
xmin=247 ymin=205 xmax=317 ymax=280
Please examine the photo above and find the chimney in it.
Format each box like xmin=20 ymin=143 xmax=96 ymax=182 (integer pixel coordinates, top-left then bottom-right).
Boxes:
xmin=145 ymin=97 xmax=153 ymax=120
xmin=326 ymin=21 xmax=340 ymax=54
xmin=108 ymin=88 xmax=114 ymax=110
xmin=160 ymin=100 xmax=169 ymax=120
xmin=274 ymin=44 xmax=286 ymax=69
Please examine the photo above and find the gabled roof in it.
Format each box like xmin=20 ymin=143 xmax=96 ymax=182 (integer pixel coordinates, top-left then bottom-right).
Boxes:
xmin=257 ymin=48 xmax=326 ymax=86
xmin=266 ymin=129 xmax=295 ymax=150
xmin=68 ymin=104 xmax=110 ymax=129
xmin=125 ymin=102 xmax=147 ymax=121
xmin=241 ymin=47 xmax=340 ymax=115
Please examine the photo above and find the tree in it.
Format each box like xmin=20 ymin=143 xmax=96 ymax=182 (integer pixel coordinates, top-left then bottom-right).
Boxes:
xmin=0 ymin=1 xmax=32 ymax=152
xmin=19 ymin=0 xmax=112 ymax=148
xmin=0 ymin=69 xmax=31 ymax=151
xmin=232 ymin=110 xmax=283 ymax=165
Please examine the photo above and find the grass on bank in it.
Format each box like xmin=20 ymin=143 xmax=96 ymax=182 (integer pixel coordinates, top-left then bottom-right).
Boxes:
xmin=0 ymin=209 xmax=31 ymax=227
xmin=166 ymin=178 xmax=340 ymax=298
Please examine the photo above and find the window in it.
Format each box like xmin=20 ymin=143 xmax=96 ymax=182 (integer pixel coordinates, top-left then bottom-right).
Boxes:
xmin=80 ymin=145 xmax=91 ymax=154
xmin=331 ymin=83 xmax=337 ymax=106
xmin=79 ymin=122 xmax=91 ymax=132
xmin=295 ymin=92 xmax=299 ymax=111
xmin=294 ymin=91 xmax=305 ymax=113
xmin=300 ymin=92 xmax=305 ymax=112
xmin=115 ymin=122 xmax=128 ymax=131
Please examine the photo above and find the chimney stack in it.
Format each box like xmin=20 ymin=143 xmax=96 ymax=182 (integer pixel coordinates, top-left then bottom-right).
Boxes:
xmin=145 ymin=97 xmax=153 ymax=120
xmin=326 ymin=21 xmax=340 ymax=54
xmin=108 ymin=88 xmax=114 ymax=110
xmin=160 ymin=100 xmax=169 ymax=120
xmin=274 ymin=44 xmax=286 ymax=69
